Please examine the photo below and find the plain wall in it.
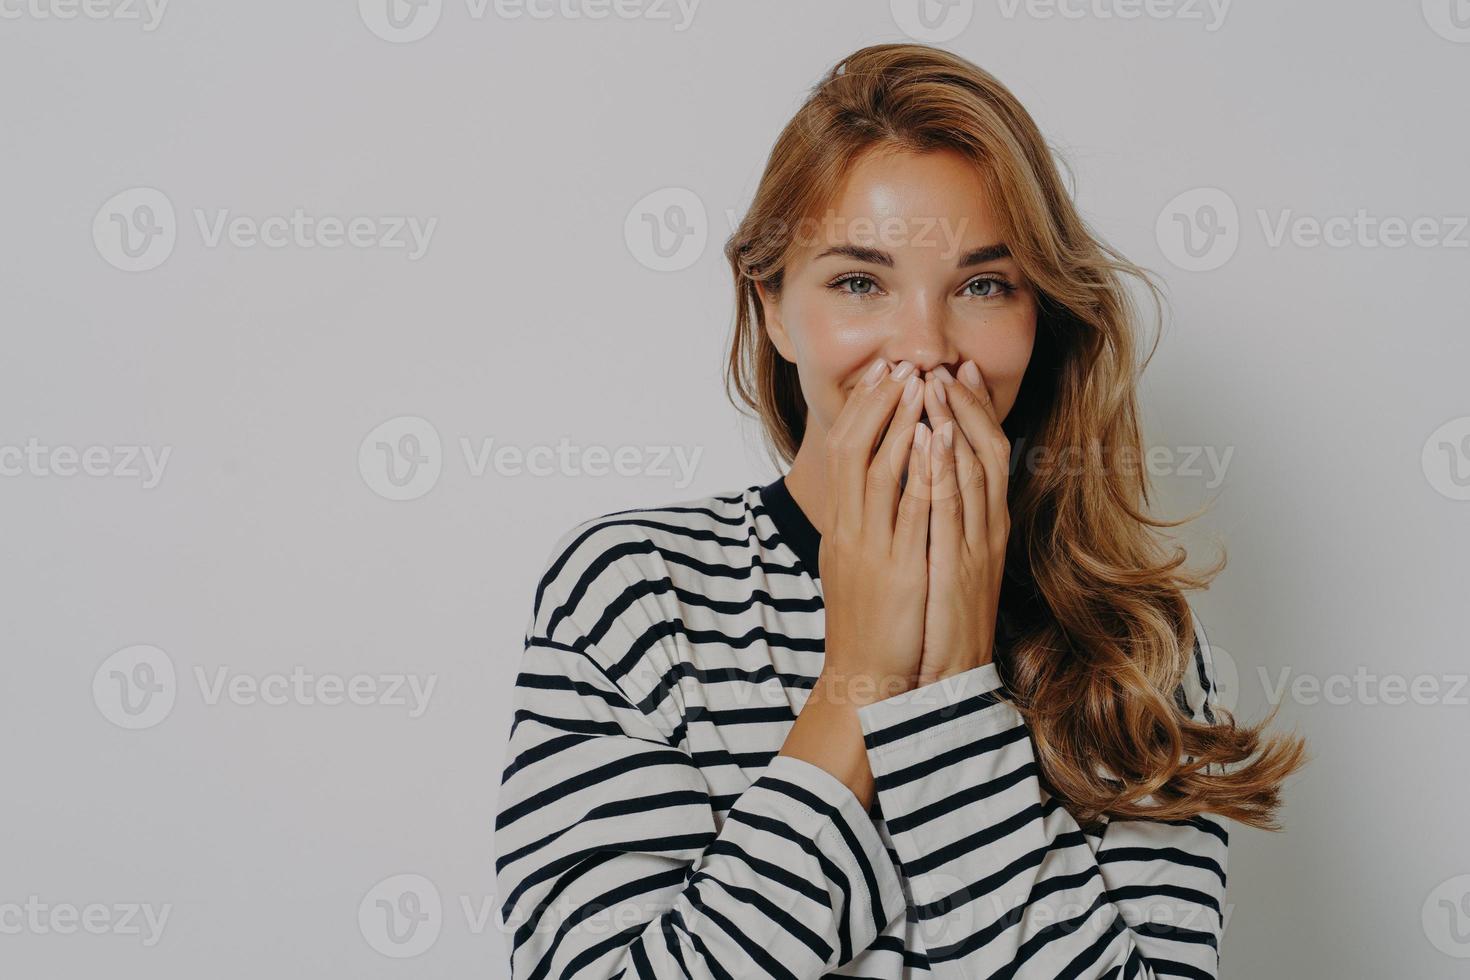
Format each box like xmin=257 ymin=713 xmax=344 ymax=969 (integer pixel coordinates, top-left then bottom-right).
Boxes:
xmin=2 ymin=1 xmax=1467 ymax=976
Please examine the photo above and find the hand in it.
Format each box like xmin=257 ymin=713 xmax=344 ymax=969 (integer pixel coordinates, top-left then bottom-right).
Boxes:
xmin=817 ymin=358 xmax=935 ymax=705
xmin=912 ymin=361 xmax=1012 ymax=687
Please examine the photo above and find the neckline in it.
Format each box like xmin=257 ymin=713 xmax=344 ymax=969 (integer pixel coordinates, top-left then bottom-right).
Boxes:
xmin=756 ymin=474 xmax=1019 ymax=642
xmin=758 ymin=474 xmax=821 ymax=579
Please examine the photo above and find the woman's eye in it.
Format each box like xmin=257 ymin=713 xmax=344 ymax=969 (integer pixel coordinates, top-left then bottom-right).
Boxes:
xmin=828 ymin=274 xmax=880 ymax=297
xmin=963 ymin=276 xmax=1016 ymax=299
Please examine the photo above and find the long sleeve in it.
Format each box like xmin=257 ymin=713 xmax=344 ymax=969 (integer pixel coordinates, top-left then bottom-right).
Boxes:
xmin=855 ymin=611 xmax=1229 ymax=979
xmin=493 ymin=546 xmax=909 ymax=979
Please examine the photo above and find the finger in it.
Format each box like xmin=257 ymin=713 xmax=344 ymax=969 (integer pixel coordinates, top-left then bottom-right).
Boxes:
xmin=866 ymin=370 xmax=926 ymax=545
xmin=943 ymin=362 xmax=1011 ymax=538
xmin=948 ymin=418 xmax=987 ymax=556
xmin=928 ymin=419 xmax=963 ymax=575
xmin=921 ymin=373 xmax=957 ymax=506
xmin=825 ymin=358 xmax=908 ymax=537
xmin=892 ymin=420 xmax=932 ymax=561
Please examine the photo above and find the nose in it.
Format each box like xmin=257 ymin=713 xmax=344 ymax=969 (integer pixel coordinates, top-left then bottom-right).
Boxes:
xmin=883 ymin=295 xmax=959 ymax=377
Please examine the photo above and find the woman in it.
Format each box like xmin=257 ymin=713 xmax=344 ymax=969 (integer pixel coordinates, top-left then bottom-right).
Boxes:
xmin=494 ymin=43 xmax=1307 ymax=979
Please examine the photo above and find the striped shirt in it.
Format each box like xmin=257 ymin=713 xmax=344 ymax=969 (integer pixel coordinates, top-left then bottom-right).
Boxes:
xmin=494 ymin=476 xmax=1229 ymax=979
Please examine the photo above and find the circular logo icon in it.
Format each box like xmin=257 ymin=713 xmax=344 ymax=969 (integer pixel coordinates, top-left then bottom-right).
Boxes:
xmin=1423 ymin=874 xmax=1470 ymax=957
xmin=890 ymin=0 xmax=975 ymax=42
xmin=1423 ymin=0 xmax=1470 ymax=43
xmin=1422 ymin=416 xmax=1470 ymax=501
xmin=93 ymin=187 xmax=177 ymax=273
xmin=359 ymin=873 xmax=443 ymax=958
xmin=359 ymin=416 xmax=443 ymax=501
xmin=1155 ymin=187 xmax=1239 ymax=272
xmin=624 ymin=187 xmax=708 ymax=272
xmin=359 ymin=0 xmax=442 ymax=43
xmin=93 ymin=644 xmax=177 ymax=729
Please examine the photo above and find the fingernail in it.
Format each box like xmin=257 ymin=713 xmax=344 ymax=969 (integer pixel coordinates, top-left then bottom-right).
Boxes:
xmin=915 ymin=421 xmax=929 ymax=449
xmin=931 ymin=365 xmax=955 ymax=384
xmin=891 ymin=360 xmax=916 ymax=381
xmin=941 ymin=420 xmax=954 ymax=449
xmin=930 ymin=375 xmax=948 ymax=406
xmin=863 ymin=358 xmax=888 ymax=385
xmin=902 ymin=374 xmax=922 ymax=403
xmin=959 ymin=360 xmax=982 ymax=389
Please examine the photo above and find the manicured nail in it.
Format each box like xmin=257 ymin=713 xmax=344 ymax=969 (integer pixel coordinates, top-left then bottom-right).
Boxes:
xmin=863 ymin=358 xmax=888 ymax=385
xmin=931 ymin=365 xmax=955 ymax=385
xmin=915 ymin=420 xmax=930 ymax=449
xmin=902 ymin=374 xmax=922 ymax=403
xmin=941 ymin=420 xmax=954 ymax=449
xmin=959 ymin=360 xmax=982 ymax=389
xmin=930 ymin=375 xmax=948 ymax=407
xmin=891 ymin=360 xmax=916 ymax=381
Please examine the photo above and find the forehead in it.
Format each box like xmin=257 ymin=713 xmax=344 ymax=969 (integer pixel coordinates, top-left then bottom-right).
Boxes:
xmin=813 ymin=146 xmax=1002 ymax=250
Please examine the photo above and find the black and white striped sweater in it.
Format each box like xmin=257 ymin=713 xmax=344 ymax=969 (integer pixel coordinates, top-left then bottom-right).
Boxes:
xmin=493 ymin=476 xmax=1228 ymax=979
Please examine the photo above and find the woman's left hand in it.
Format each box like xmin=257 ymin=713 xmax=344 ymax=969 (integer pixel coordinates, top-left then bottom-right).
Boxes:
xmin=914 ymin=360 xmax=1012 ymax=688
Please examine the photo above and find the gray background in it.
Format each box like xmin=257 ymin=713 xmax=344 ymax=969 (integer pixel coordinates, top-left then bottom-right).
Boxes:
xmin=3 ymin=1 xmax=1468 ymax=976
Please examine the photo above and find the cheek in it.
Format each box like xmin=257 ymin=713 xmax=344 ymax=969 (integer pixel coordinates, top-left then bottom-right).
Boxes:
xmin=966 ymin=315 xmax=1037 ymax=415
xmin=783 ymin=295 xmax=884 ymax=425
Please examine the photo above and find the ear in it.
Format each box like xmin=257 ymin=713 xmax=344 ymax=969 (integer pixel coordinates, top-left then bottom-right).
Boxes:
xmin=755 ymin=280 xmax=797 ymax=365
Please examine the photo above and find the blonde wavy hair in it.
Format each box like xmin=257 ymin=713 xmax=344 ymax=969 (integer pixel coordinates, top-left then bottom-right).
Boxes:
xmin=723 ymin=42 xmax=1308 ymax=830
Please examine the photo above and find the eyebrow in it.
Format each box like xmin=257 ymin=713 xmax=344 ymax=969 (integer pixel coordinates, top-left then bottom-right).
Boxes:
xmin=811 ymin=242 xmax=1012 ymax=268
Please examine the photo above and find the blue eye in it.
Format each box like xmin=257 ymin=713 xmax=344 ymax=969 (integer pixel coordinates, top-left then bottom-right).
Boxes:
xmin=827 ymin=273 xmax=880 ymax=297
xmin=964 ymin=276 xmax=1017 ymax=299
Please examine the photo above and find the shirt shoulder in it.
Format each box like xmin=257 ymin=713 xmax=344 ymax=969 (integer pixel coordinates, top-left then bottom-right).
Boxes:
xmin=524 ymin=485 xmax=763 ymax=700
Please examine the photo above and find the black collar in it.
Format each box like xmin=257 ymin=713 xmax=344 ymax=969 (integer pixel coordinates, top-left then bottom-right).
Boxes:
xmin=759 ymin=475 xmax=821 ymax=579
xmin=758 ymin=474 xmax=1021 ymax=642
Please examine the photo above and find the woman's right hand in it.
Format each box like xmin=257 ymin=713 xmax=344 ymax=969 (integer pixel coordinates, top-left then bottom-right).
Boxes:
xmin=818 ymin=357 xmax=933 ymax=707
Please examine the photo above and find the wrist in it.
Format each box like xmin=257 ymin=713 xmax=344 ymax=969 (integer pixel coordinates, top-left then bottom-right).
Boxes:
xmin=813 ymin=668 xmax=916 ymax=708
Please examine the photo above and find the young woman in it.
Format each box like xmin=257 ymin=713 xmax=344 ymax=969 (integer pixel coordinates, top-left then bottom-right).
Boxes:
xmin=494 ymin=43 xmax=1307 ymax=979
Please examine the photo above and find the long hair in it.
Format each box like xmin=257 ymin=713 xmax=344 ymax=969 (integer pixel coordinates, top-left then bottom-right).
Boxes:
xmin=723 ymin=42 xmax=1307 ymax=830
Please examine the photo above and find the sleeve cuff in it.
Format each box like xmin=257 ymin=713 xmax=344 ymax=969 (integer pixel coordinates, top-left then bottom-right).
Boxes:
xmin=856 ymin=662 xmax=1015 ymax=751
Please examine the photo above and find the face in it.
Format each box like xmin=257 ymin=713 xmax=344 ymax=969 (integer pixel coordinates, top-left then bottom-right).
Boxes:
xmin=758 ymin=146 xmax=1038 ymax=446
